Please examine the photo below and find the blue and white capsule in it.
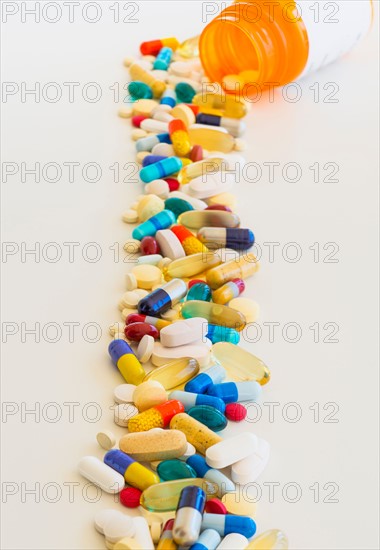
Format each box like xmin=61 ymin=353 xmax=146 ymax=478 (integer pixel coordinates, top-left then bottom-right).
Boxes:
xmin=137 ymin=279 xmax=187 ymax=316
xmin=207 ymin=381 xmax=262 ymax=403
xmin=153 ymin=47 xmax=173 ymax=70
xmin=195 ymin=113 xmax=246 ymax=138
xmin=132 ymin=209 xmax=176 ymax=240
xmin=186 ymin=455 xmax=235 ymax=497
xmin=140 ymin=157 xmax=183 ymax=183
xmin=173 ymin=486 xmax=206 ymax=546
xmin=160 ymin=88 xmax=176 ymax=109
xmin=201 ymin=513 xmax=256 ymax=538
xmin=136 ymin=133 xmax=171 ymax=152
xmin=190 ymin=529 xmax=221 ymax=550
xmin=184 ymin=363 xmax=226 ymax=394
xmin=197 ymin=227 xmax=254 ymax=251
xmin=169 ymin=390 xmax=226 ymax=413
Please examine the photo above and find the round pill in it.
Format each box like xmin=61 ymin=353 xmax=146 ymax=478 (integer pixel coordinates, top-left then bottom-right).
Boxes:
xmin=133 ymin=380 xmax=167 ymax=411
xmin=121 ymin=308 xmax=138 ymax=321
xmin=114 ymin=384 xmax=137 ymax=404
xmin=221 ymin=491 xmax=258 ymax=517
xmin=114 ymin=538 xmax=142 ymax=550
xmin=131 ymin=128 xmax=147 ymax=141
xmin=123 ymin=239 xmax=141 ymax=254
xmin=170 ymin=61 xmax=192 ymax=77
xmin=126 ymin=273 xmax=138 ymax=291
xmin=109 ymin=322 xmax=126 ymax=336
xmin=104 ymin=514 xmax=135 ymax=544
xmin=131 ymin=264 xmax=162 ymax=289
xmin=122 ymin=209 xmax=139 ymax=223
xmin=134 ymin=288 xmax=149 ymax=299
xmin=118 ymin=107 xmax=133 ymax=118
xmin=114 ymin=403 xmax=139 ymax=427
xmin=120 ymin=487 xmax=142 ymax=508
xmin=96 ymin=430 xmax=116 ymax=450
xmin=228 ymin=298 xmax=260 ymax=323
xmin=95 ymin=509 xmax=124 ymax=534
xmin=132 ymin=99 xmax=158 ymax=116
xmin=207 ymin=192 xmax=237 ymax=209
xmin=136 ymin=334 xmax=155 ymax=363
xmin=225 ymin=403 xmax=247 ymax=422
xmin=122 ymin=291 xmax=141 ymax=308
xmin=171 ymin=104 xmax=196 ymax=127
xmin=205 ymin=498 xmax=228 ymax=514
xmin=137 ymin=195 xmax=165 ymax=222
xmin=160 ymin=308 xmax=180 ymax=321
xmin=140 ymin=236 xmax=160 ymax=255
xmin=144 ymin=179 xmax=170 ymax=199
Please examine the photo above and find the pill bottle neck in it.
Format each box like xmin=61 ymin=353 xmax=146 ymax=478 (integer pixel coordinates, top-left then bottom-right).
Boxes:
xmin=199 ymin=1 xmax=309 ymax=92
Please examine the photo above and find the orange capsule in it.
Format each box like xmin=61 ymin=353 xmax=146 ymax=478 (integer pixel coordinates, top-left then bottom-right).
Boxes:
xmin=169 ymin=119 xmax=192 ymax=157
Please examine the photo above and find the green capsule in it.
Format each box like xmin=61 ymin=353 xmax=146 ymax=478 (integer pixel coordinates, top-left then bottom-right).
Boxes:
xmin=127 ymin=81 xmax=153 ymax=100
xmin=188 ymin=405 xmax=228 ymax=432
xmin=187 ymin=282 xmax=212 ymax=302
xmin=164 ymin=197 xmax=194 ymax=219
xmin=175 ymin=82 xmax=197 ymax=103
xmin=157 ymin=459 xmax=197 ymax=481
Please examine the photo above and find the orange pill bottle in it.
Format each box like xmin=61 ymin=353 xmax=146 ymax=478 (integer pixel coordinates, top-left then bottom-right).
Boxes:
xmin=199 ymin=0 xmax=373 ymax=90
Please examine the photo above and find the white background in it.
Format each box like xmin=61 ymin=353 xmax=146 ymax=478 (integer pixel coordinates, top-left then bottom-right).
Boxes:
xmin=1 ymin=1 xmax=379 ymax=549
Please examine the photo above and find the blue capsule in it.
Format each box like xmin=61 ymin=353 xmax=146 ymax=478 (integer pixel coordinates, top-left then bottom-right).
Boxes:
xmin=142 ymin=154 xmax=167 ymax=167
xmin=201 ymin=513 xmax=256 ymax=538
xmin=157 ymin=459 xmax=197 ymax=481
xmin=160 ymin=88 xmax=176 ymax=108
xmin=173 ymin=486 xmax=206 ymax=546
xmin=197 ymin=227 xmax=254 ymax=251
xmin=184 ymin=363 xmax=226 ymax=394
xmin=169 ymin=390 xmax=225 ymax=413
xmin=153 ymin=47 xmax=173 ymax=70
xmin=140 ymin=157 xmax=183 ymax=183
xmin=186 ymin=455 xmax=235 ymax=496
xmin=206 ymin=324 xmax=240 ymax=344
xmin=136 ymin=133 xmax=171 ymax=153
xmin=207 ymin=381 xmax=262 ymax=403
xmin=132 ymin=210 xmax=176 ymax=240
xmin=187 ymin=282 xmax=212 ymax=302
xmin=188 ymin=405 xmax=227 ymax=432
xmin=190 ymin=529 xmax=221 ymax=550
xmin=138 ymin=279 xmax=187 ymax=316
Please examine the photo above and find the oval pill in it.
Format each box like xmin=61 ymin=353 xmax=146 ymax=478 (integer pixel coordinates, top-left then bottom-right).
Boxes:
xmin=160 ymin=317 xmax=207 ymax=347
xmin=206 ymin=432 xmax=258 ymax=469
xmin=78 ymin=456 xmax=125 ymax=493
xmin=120 ymin=429 xmax=187 ymax=462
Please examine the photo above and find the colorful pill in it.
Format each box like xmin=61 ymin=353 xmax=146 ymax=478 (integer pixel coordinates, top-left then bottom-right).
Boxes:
xmin=136 ymin=133 xmax=171 ymax=153
xmin=140 ymin=38 xmax=179 ymax=56
xmin=198 ymin=228 xmax=254 ymax=251
xmin=171 ymin=225 xmax=209 ymax=255
xmin=188 ymin=405 xmax=228 ymax=432
xmin=169 ymin=119 xmax=192 ymax=156
xmin=170 ymin=390 xmax=226 ymax=413
xmin=164 ymin=252 xmax=220 ymax=280
xmin=128 ymin=399 xmax=185 ymax=432
xmin=126 ymin=313 xmax=171 ymax=331
xmin=187 ymin=282 xmax=212 ymax=302
xmin=127 ymin=81 xmax=153 ymax=100
xmin=143 ymin=357 xmax=200 ymax=390
xmin=192 ymin=92 xmax=247 ymax=119
xmin=186 ymin=455 xmax=235 ymax=497
xmin=181 ymin=301 xmax=246 ymax=331
xmin=190 ymin=529 xmax=221 ymax=550
xmin=178 ymin=211 xmax=240 ymax=230
xmin=108 ymin=339 xmax=146 ymax=385
xmin=157 ymin=519 xmax=176 ymax=550
xmin=157 ymin=459 xmax=197 ymax=481
xmin=160 ymin=88 xmax=177 ymax=109
xmin=188 ymin=126 xmax=235 ymax=153
xmin=211 ymin=279 xmax=245 ymax=305
xmin=140 ymin=157 xmax=183 ymax=183
xmin=104 ymin=449 xmax=159 ymax=491
xmin=184 ymin=363 xmax=226 ymax=394
xmin=170 ymin=413 xmax=222 ymax=455
xmin=173 ymin=486 xmax=206 ymax=546
xmin=129 ymin=63 xmax=166 ymax=98
xmin=175 ymin=82 xmax=197 ymax=103
xmin=206 ymin=253 xmax=259 ymax=289
xmin=153 ymin=47 xmax=173 ymax=70
xmin=132 ymin=115 xmax=148 ymax=127
xmin=206 ymin=324 xmax=240 ymax=344
xmin=124 ymin=322 xmax=159 ymax=341
xmin=137 ymin=279 xmax=187 ymax=316
xmin=132 ymin=209 xmax=176 ymax=240
xmin=196 ymin=113 xmax=246 ymax=137
xmin=212 ymin=342 xmax=271 ymax=385
xmin=164 ymin=197 xmax=194 ymax=218
xmin=201 ymin=513 xmax=256 ymax=538
xmin=207 ymin=381 xmax=262 ymax=403
xmin=142 ymin=154 xmax=168 ymax=167
xmin=140 ymin=236 xmax=161 ymax=255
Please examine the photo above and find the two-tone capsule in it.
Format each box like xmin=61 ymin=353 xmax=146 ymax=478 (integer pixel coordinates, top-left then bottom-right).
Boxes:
xmin=196 ymin=113 xmax=246 ymax=137
xmin=126 ymin=313 xmax=171 ymax=331
xmin=153 ymin=47 xmax=173 ymax=70
xmin=140 ymin=157 xmax=183 ymax=183
xmin=169 ymin=390 xmax=226 ymax=413
xmin=197 ymin=228 xmax=254 ymax=251
xmin=137 ymin=279 xmax=187 ymax=316
xmin=212 ymin=279 xmax=245 ymax=305
xmin=186 ymin=455 xmax=235 ymax=497
xmin=104 ymin=449 xmax=159 ymax=491
xmin=185 ymin=363 xmax=226 ymax=394
xmin=108 ymin=339 xmax=145 ymax=385
xmin=132 ymin=210 xmax=176 ymax=240
xmin=201 ymin=513 xmax=256 ymax=538
xmin=207 ymin=381 xmax=262 ymax=403
xmin=173 ymin=486 xmax=206 ymax=546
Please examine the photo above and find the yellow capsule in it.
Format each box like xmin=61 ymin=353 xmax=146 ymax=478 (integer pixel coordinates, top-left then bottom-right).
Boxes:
xmin=177 ymin=157 xmax=226 ymax=185
xmin=181 ymin=300 xmax=246 ymax=331
xmin=246 ymin=530 xmax=289 ymax=550
xmin=125 ymin=461 xmax=160 ymax=491
xmin=129 ymin=63 xmax=166 ymax=98
xmin=164 ymin=252 xmax=221 ymax=279
xmin=140 ymin=478 xmax=219 ymax=512
xmin=143 ymin=358 xmax=200 ymax=390
xmin=178 ymin=211 xmax=240 ymax=230
xmin=188 ymin=126 xmax=235 ymax=153
xmin=212 ymin=342 xmax=270 ymax=385
xmin=176 ymin=35 xmax=199 ymax=58
xmin=206 ymin=253 xmax=259 ymax=289
xmin=192 ymin=91 xmax=247 ymax=119
xmin=170 ymin=413 xmax=222 ymax=454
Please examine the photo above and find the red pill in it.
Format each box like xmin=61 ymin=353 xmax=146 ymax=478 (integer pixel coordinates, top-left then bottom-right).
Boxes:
xmin=124 ymin=322 xmax=159 ymax=341
xmin=120 ymin=487 xmax=142 ymax=508
xmin=205 ymin=204 xmax=232 ymax=212
xmin=188 ymin=279 xmax=206 ymax=289
xmin=225 ymin=403 xmax=247 ymax=422
xmin=164 ymin=178 xmax=180 ymax=191
xmin=205 ymin=498 xmax=228 ymax=514
xmin=140 ymin=236 xmax=160 ymax=256
xmin=190 ymin=145 xmax=203 ymax=162
xmin=131 ymin=115 xmax=148 ymax=128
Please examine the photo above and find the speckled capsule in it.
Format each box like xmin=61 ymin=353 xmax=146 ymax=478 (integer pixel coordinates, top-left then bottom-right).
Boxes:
xmin=171 ymin=225 xmax=208 ymax=255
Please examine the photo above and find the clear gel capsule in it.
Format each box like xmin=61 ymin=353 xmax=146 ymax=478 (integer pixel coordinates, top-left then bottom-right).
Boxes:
xmin=177 ymin=157 xmax=226 ymax=185
xmin=178 ymin=211 xmax=240 ymax=230
xmin=188 ymin=125 xmax=235 ymax=153
xmin=212 ymin=342 xmax=271 ymax=385
xmin=170 ymin=390 xmax=225 ymax=413
xmin=197 ymin=228 xmax=254 ymax=251
xmin=140 ymin=157 xmax=183 ymax=183
xmin=188 ymin=405 xmax=227 ymax=432
xmin=201 ymin=513 xmax=256 ymax=538
xmin=206 ymin=253 xmax=259 ymax=289
xmin=245 ymin=530 xmax=289 ymax=550
xmin=157 ymin=459 xmax=197 ymax=482
xmin=186 ymin=455 xmax=235 ymax=497
xmin=206 ymin=324 xmax=240 ymax=344
xmin=138 ymin=279 xmax=187 ymax=316
xmin=207 ymin=381 xmax=262 ymax=403
xmin=211 ymin=279 xmax=245 ymax=305
xmin=181 ymin=301 xmax=246 ymax=331
xmin=141 ymin=478 xmax=218 ymax=512
xmin=192 ymin=92 xmax=247 ymax=119
xmin=143 ymin=357 xmax=200 ymax=390
xmin=108 ymin=339 xmax=146 ymax=385
xmin=185 ymin=363 xmax=226 ymax=394
xmin=190 ymin=529 xmax=221 ymax=550
xmin=164 ymin=253 xmax=221 ymax=280
xmin=136 ymin=133 xmax=172 ymax=152
xmin=173 ymin=486 xmax=206 ymax=546
xmin=133 ymin=210 xmax=176 ymax=240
